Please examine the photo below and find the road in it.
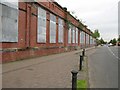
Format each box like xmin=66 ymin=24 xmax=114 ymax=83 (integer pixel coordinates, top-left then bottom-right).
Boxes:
xmin=88 ymin=46 xmax=119 ymax=88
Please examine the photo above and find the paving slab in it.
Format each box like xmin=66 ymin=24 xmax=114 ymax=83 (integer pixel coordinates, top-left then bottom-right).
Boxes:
xmin=2 ymin=47 xmax=95 ymax=88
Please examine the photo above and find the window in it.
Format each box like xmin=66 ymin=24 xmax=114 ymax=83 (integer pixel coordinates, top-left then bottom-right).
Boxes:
xmin=86 ymin=34 xmax=89 ymax=44
xmin=76 ymin=28 xmax=78 ymax=44
xmin=37 ymin=7 xmax=46 ymax=43
xmin=58 ymin=18 xmax=64 ymax=43
xmin=1 ymin=0 xmax=18 ymax=9
xmin=0 ymin=1 xmax=18 ymax=42
xmin=90 ymin=36 xmax=93 ymax=44
xmin=80 ymin=31 xmax=85 ymax=44
xmin=68 ymin=25 xmax=71 ymax=43
xmin=72 ymin=26 xmax=75 ymax=43
xmin=50 ymin=13 xmax=56 ymax=43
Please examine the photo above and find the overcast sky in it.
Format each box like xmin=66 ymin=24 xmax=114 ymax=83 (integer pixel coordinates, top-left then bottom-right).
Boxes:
xmin=56 ymin=0 xmax=119 ymax=42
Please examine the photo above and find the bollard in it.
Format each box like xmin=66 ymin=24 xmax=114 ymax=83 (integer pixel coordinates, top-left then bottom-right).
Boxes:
xmin=71 ymin=70 xmax=78 ymax=90
xmin=82 ymin=49 xmax=85 ymax=56
xmin=79 ymin=55 xmax=83 ymax=71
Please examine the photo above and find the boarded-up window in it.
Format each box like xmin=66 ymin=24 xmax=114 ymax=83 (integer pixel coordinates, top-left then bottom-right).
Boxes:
xmin=58 ymin=18 xmax=64 ymax=43
xmin=37 ymin=7 xmax=46 ymax=43
xmin=76 ymin=28 xmax=78 ymax=44
xmin=80 ymin=31 xmax=85 ymax=44
xmin=90 ymin=36 xmax=93 ymax=44
xmin=86 ymin=34 xmax=89 ymax=44
xmin=72 ymin=26 xmax=75 ymax=43
xmin=68 ymin=25 xmax=71 ymax=44
xmin=0 ymin=1 xmax=18 ymax=42
xmin=50 ymin=14 xmax=56 ymax=43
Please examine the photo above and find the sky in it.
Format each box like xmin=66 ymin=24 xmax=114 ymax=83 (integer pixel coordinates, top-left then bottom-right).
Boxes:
xmin=56 ymin=0 xmax=119 ymax=42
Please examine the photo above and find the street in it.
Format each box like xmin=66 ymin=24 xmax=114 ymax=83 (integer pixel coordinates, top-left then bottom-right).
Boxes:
xmin=88 ymin=46 xmax=119 ymax=88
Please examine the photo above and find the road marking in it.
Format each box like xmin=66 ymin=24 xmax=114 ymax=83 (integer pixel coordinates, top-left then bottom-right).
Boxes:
xmin=107 ymin=46 xmax=120 ymax=60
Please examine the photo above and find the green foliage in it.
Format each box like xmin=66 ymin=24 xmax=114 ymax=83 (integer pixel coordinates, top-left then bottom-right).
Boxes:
xmin=99 ymin=38 xmax=107 ymax=44
xmin=112 ymin=38 xmax=117 ymax=45
xmin=66 ymin=20 xmax=71 ymax=30
xmin=108 ymin=40 xmax=112 ymax=44
xmin=77 ymin=80 xmax=87 ymax=90
xmin=92 ymin=30 xmax=100 ymax=39
xmin=118 ymin=37 xmax=120 ymax=42
xmin=109 ymin=38 xmax=117 ymax=45
xmin=99 ymin=38 xmax=104 ymax=44
xmin=96 ymin=39 xmax=101 ymax=45
xmin=78 ymin=23 xmax=83 ymax=30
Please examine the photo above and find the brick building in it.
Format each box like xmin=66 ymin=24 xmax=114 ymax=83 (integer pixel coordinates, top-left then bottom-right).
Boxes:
xmin=0 ymin=1 xmax=95 ymax=63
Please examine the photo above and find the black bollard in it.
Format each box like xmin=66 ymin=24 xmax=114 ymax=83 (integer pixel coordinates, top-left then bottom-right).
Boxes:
xmin=82 ymin=49 xmax=85 ymax=56
xmin=71 ymin=70 xmax=78 ymax=90
xmin=79 ymin=55 xmax=83 ymax=71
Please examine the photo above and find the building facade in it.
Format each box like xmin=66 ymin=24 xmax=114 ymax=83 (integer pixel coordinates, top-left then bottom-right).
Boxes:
xmin=0 ymin=1 xmax=95 ymax=63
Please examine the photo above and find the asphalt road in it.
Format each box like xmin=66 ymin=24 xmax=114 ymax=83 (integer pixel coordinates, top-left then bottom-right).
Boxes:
xmin=88 ymin=46 xmax=119 ymax=88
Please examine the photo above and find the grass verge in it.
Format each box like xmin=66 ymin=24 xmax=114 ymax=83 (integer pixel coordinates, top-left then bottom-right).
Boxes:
xmin=77 ymin=80 xmax=87 ymax=90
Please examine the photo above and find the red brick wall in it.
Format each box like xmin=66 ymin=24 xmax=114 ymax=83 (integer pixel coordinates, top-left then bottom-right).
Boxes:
xmin=1 ymin=2 xmax=94 ymax=63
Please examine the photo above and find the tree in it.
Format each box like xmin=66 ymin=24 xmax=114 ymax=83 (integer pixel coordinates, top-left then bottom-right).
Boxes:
xmin=108 ymin=40 xmax=112 ymax=44
xmin=99 ymin=38 xmax=104 ymax=44
xmin=92 ymin=30 xmax=100 ymax=46
xmin=92 ymin=29 xmax=100 ymax=39
xmin=118 ymin=37 xmax=120 ymax=42
xmin=112 ymin=38 xmax=117 ymax=45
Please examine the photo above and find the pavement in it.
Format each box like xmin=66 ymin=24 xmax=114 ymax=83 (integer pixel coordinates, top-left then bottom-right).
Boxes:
xmin=2 ymin=47 xmax=95 ymax=88
xmin=87 ymin=46 xmax=119 ymax=88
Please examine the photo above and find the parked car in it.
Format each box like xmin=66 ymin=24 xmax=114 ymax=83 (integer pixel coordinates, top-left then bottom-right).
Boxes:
xmin=118 ymin=42 xmax=120 ymax=46
xmin=108 ymin=43 xmax=113 ymax=47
